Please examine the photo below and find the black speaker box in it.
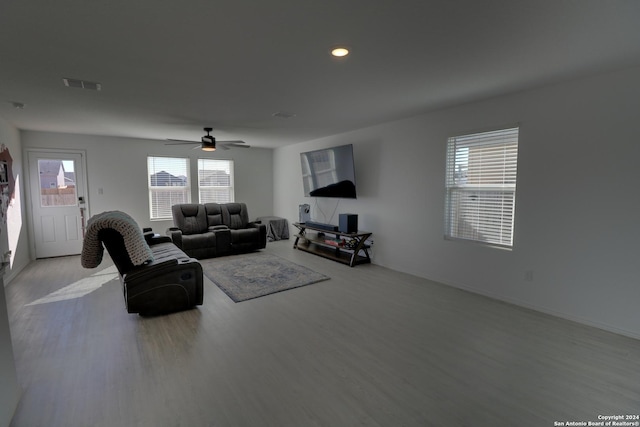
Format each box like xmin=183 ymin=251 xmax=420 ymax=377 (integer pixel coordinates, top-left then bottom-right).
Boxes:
xmin=339 ymin=214 xmax=358 ymax=234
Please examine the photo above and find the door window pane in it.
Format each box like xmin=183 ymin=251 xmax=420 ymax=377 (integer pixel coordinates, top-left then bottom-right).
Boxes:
xmin=39 ymin=159 xmax=77 ymax=207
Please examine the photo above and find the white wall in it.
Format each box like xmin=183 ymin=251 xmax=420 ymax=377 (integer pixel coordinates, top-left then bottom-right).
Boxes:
xmin=5 ymin=130 xmax=272 ymax=426
xmin=0 ymin=117 xmax=22 ymax=427
xmin=274 ymin=65 xmax=640 ymax=339
xmin=0 ymin=275 xmax=19 ymax=427
xmin=21 ymin=132 xmax=274 ymax=236
xmin=0 ymin=120 xmax=30 ymax=282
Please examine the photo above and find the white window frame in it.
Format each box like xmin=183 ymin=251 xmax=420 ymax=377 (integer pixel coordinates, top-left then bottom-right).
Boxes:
xmin=147 ymin=156 xmax=190 ymax=220
xmin=197 ymin=159 xmax=235 ymax=204
xmin=444 ymin=126 xmax=519 ymax=249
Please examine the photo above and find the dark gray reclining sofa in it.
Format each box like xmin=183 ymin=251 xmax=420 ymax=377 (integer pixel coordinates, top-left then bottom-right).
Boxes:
xmin=82 ymin=211 xmax=204 ymax=315
xmin=168 ymin=202 xmax=267 ymax=259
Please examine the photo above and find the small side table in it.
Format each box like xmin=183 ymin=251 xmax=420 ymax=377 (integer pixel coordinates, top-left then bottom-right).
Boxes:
xmin=256 ymin=216 xmax=290 ymax=241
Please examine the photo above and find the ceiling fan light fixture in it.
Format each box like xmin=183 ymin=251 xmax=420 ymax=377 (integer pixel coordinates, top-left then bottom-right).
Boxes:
xmin=201 ymin=128 xmax=216 ymax=150
xmin=201 ymin=138 xmax=216 ymax=151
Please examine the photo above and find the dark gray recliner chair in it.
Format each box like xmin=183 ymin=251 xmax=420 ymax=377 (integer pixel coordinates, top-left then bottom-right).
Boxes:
xmin=221 ymin=202 xmax=267 ymax=253
xmin=168 ymin=204 xmax=226 ymax=259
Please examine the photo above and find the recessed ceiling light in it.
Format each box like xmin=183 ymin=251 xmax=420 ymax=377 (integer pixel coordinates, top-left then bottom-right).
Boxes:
xmin=330 ymin=47 xmax=350 ymax=57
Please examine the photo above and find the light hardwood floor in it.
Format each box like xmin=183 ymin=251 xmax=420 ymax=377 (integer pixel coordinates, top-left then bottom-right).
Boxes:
xmin=6 ymin=241 xmax=640 ymax=427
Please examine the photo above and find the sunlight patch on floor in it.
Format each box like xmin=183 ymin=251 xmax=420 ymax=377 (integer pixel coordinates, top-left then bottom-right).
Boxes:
xmin=26 ymin=265 xmax=119 ymax=306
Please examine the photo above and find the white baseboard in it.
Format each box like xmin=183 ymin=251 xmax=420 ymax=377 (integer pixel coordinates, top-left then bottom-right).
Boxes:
xmin=429 ymin=275 xmax=640 ymax=342
xmin=3 ymin=260 xmax=29 ymax=287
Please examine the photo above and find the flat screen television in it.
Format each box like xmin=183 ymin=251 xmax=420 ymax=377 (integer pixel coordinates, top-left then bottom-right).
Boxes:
xmin=300 ymin=144 xmax=357 ymax=199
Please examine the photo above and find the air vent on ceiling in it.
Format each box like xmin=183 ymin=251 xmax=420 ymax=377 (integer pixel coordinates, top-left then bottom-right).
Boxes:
xmin=272 ymin=111 xmax=296 ymax=119
xmin=63 ymin=78 xmax=102 ymax=91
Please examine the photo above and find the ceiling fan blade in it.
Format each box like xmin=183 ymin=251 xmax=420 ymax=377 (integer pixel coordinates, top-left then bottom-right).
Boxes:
xmin=166 ymin=133 xmax=249 ymax=150
xmin=165 ymin=139 xmax=199 ymax=145
xmin=217 ymin=140 xmax=245 ymax=144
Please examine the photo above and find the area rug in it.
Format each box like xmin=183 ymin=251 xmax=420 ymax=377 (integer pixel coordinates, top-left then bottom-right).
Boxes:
xmin=200 ymin=252 xmax=330 ymax=302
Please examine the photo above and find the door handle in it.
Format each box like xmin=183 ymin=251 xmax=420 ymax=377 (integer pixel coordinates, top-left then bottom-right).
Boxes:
xmin=79 ymin=197 xmax=86 ymax=237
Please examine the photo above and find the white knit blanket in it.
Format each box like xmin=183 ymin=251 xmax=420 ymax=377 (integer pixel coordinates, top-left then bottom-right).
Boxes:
xmin=81 ymin=211 xmax=154 ymax=268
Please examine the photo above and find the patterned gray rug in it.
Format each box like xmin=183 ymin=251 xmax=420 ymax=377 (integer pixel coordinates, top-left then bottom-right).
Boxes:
xmin=201 ymin=252 xmax=330 ymax=302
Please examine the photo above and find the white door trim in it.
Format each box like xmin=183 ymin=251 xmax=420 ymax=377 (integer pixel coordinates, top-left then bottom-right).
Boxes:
xmin=24 ymin=148 xmax=90 ymax=259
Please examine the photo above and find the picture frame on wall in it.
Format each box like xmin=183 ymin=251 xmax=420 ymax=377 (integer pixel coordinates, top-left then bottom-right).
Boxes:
xmin=0 ymin=161 xmax=8 ymax=184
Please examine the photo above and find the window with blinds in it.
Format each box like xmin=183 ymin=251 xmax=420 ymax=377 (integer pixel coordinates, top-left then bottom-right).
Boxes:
xmin=198 ymin=159 xmax=234 ymax=203
xmin=147 ymin=156 xmax=190 ymax=220
xmin=444 ymin=127 xmax=519 ymax=248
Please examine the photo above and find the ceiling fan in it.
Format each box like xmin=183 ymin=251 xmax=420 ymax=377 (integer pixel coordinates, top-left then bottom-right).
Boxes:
xmin=165 ymin=127 xmax=249 ymax=151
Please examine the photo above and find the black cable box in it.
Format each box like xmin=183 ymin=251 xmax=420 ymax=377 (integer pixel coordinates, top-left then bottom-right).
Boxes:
xmin=305 ymin=221 xmax=339 ymax=232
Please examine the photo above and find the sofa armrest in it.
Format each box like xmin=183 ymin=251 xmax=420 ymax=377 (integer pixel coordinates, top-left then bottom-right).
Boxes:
xmin=247 ymin=222 xmax=267 ymax=248
xmin=143 ymin=229 xmax=171 ymax=245
xmin=148 ymin=235 xmax=172 ymax=245
xmin=123 ymin=258 xmax=203 ymax=314
xmin=211 ymin=227 xmax=231 ymax=254
xmin=166 ymin=227 xmax=184 ymax=248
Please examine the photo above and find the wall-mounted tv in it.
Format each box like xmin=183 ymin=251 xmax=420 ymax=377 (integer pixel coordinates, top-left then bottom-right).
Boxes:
xmin=300 ymin=144 xmax=357 ymax=199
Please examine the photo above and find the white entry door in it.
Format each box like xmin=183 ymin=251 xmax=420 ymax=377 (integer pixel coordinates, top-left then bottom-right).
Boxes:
xmin=28 ymin=151 xmax=88 ymax=258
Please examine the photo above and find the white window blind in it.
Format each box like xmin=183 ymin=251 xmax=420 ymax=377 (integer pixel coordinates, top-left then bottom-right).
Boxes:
xmin=198 ymin=159 xmax=234 ymax=203
xmin=147 ymin=156 xmax=190 ymax=220
xmin=445 ymin=127 xmax=519 ymax=248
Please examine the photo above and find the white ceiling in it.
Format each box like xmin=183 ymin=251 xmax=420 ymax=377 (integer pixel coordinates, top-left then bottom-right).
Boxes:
xmin=2 ymin=0 xmax=640 ymax=148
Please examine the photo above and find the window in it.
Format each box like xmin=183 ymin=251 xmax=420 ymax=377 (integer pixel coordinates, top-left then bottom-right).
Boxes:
xmin=198 ymin=159 xmax=234 ymax=203
xmin=38 ymin=159 xmax=77 ymax=207
xmin=147 ymin=156 xmax=190 ymax=220
xmin=444 ymin=126 xmax=519 ymax=248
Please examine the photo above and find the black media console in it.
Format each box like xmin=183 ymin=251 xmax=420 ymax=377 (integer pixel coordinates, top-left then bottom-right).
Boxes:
xmin=292 ymin=222 xmax=372 ymax=267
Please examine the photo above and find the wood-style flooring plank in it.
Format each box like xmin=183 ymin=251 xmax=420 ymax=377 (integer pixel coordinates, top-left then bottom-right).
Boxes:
xmin=6 ymin=241 xmax=640 ymax=426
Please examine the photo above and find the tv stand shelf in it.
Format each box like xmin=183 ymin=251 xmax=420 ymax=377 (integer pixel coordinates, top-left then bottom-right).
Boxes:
xmin=293 ymin=222 xmax=372 ymax=267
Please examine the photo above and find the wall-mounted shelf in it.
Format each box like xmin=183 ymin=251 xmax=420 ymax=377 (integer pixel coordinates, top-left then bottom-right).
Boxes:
xmin=0 ymin=161 xmax=8 ymax=184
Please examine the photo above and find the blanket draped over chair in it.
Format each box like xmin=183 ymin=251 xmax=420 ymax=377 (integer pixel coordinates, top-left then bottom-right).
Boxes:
xmin=81 ymin=211 xmax=154 ymax=268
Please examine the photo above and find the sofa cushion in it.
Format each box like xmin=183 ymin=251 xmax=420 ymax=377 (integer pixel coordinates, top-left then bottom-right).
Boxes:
xmin=222 ymin=203 xmax=250 ymax=229
xmin=204 ymin=203 xmax=225 ymax=227
xmin=230 ymin=228 xmax=260 ymax=244
xmin=172 ymin=204 xmax=208 ymax=235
